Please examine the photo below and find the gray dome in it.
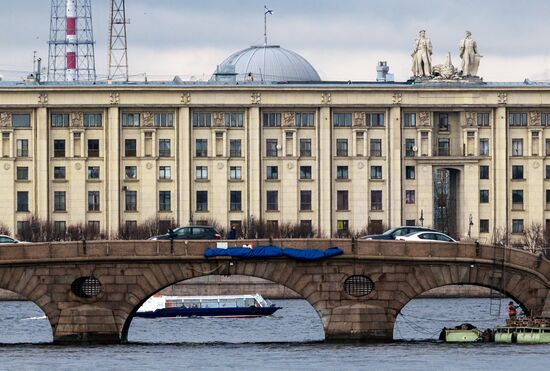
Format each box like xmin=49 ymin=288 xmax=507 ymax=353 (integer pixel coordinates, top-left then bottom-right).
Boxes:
xmin=212 ymin=45 xmax=321 ymax=83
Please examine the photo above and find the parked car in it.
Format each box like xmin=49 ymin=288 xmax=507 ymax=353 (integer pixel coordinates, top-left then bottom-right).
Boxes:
xmin=0 ymin=235 xmax=21 ymax=244
xmin=148 ymin=226 xmax=221 ymax=241
xmin=359 ymin=226 xmax=436 ymax=240
xmin=396 ymin=231 xmax=457 ymax=243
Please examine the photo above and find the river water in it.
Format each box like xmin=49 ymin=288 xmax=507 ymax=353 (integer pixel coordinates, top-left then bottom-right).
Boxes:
xmin=0 ymin=298 xmax=548 ymax=370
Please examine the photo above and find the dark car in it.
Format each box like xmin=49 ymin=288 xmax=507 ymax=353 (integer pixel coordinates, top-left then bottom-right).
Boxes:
xmin=148 ymin=226 xmax=221 ymax=240
xmin=359 ymin=226 xmax=436 ymax=240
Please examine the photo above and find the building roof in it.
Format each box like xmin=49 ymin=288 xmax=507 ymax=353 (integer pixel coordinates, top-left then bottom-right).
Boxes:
xmin=211 ymin=45 xmax=322 ymax=83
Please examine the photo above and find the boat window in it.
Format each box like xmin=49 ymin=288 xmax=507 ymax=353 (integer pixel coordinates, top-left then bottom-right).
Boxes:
xmin=184 ymin=300 xmax=200 ymax=308
xmin=201 ymin=300 xmax=219 ymax=308
xmin=244 ymin=298 xmax=255 ymax=307
xmin=219 ymin=299 xmax=237 ymax=308
xmin=235 ymin=298 xmax=247 ymax=307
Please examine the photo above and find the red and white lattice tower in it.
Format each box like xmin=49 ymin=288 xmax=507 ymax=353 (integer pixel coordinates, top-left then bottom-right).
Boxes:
xmin=47 ymin=0 xmax=96 ymax=82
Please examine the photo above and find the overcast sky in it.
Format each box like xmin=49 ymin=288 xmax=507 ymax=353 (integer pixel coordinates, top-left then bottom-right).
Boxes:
xmin=1 ymin=0 xmax=550 ymax=82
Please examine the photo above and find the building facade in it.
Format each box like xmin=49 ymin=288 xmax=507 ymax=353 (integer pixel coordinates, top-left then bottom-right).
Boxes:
xmin=0 ymin=81 xmax=549 ymax=242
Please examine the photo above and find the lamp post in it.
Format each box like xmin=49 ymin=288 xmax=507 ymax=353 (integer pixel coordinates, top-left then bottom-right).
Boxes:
xmin=419 ymin=209 xmax=424 ymax=227
xmin=468 ymin=213 xmax=474 ymax=238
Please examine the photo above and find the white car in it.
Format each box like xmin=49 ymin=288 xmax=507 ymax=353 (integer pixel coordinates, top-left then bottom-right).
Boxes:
xmin=0 ymin=235 xmax=21 ymax=244
xmin=396 ymin=231 xmax=457 ymax=243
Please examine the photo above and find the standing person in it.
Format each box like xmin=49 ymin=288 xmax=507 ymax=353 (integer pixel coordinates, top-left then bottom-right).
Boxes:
xmin=508 ymin=301 xmax=519 ymax=319
xmin=228 ymin=224 xmax=237 ymax=240
xmin=459 ymin=31 xmax=480 ymax=76
xmin=412 ymin=30 xmax=433 ymax=77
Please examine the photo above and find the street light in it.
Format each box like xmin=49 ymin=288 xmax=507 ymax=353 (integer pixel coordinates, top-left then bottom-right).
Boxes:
xmin=419 ymin=209 xmax=424 ymax=227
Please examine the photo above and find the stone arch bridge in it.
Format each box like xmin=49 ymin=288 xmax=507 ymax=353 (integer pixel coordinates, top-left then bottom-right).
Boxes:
xmin=0 ymin=239 xmax=549 ymax=344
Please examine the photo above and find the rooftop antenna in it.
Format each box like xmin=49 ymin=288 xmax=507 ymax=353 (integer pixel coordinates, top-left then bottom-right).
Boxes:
xmin=264 ymin=5 xmax=273 ymax=46
xmin=108 ymin=0 xmax=129 ymax=82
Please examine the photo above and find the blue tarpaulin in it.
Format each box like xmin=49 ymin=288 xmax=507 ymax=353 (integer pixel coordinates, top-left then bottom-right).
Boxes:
xmin=204 ymin=245 xmax=343 ymax=261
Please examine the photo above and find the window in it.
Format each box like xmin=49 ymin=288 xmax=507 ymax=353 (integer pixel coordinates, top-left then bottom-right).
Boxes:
xmin=125 ymin=191 xmax=137 ymax=211
xmin=333 ymin=113 xmax=352 ymax=127
xmin=508 ymin=112 xmax=527 ymax=126
xmin=480 ymin=190 xmax=489 ymax=203
xmin=405 ymin=219 xmax=416 ymax=226
xmin=300 ymin=220 xmax=313 ymax=233
xmin=195 ymin=139 xmax=208 ymax=157
xmin=154 ymin=112 xmax=173 ymax=127
xmin=512 ymin=165 xmax=524 ymax=180
xmin=547 ymin=139 xmax=550 ymax=156
xmin=337 ymin=220 xmax=349 ymax=234
xmin=477 ymin=112 xmax=489 ymax=127
xmin=337 ymin=191 xmax=349 ymax=211
xmin=511 ymin=139 xmax=523 ymax=156
xmin=295 ymin=112 xmax=315 ymax=127
xmin=480 ymin=165 xmax=489 ymax=179
xmin=230 ymin=139 xmax=241 ymax=157
xmin=50 ymin=113 xmax=69 ymax=127
xmin=300 ymin=139 xmax=312 ymax=157
xmin=263 ymin=112 xmax=281 ymax=127
xmin=371 ymin=190 xmax=382 ymax=210
xmin=542 ymin=113 xmax=550 ymax=126
xmin=121 ymin=112 xmax=140 ymax=127
xmin=159 ymin=166 xmax=171 ymax=180
xmin=512 ymin=190 xmax=524 ymax=208
xmin=266 ymin=191 xmax=278 ymax=211
xmin=479 ymin=138 xmax=489 ymax=156
xmin=159 ymin=139 xmax=171 ymax=157
xmin=403 ymin=112 xmax=416 ymax=127
xmin=88 ymin=191 xmax=100 ymax=211
xmin=195 ymin=166 xmax=208 ymax=180
xmin=88 ymin=221 xmax=100 ymax=233
xmin=266 ymin=139 xmax=278 ymax=157
xmin=230 ymin=191 xmax=242 ymax=211
xmin=370 ymin=166 xmax=382 ymax=179
xmin=367 ymin=113 xmax=385 ymax=127
xmin=225 ymin=112 xmax=244 ymax=127
xmin=54 ymin=166 xmax=66 ymax=180
xmin=336 ymin=166 xmax=348 ymax=180
xmin=479 ymin=219 xmax=489 ymax=233
xmin=83 ymin=113 xmax=102 ymax=127
xmin=12 ymin=114 xmax=31 ymax=128
xmin=54 ymin=140 xmax=65 ymax=157
xmin=438 ymin=113 xmax=449 ymax=131
xmin=546 ymin=165 xmax=550 ymax=179
xmin=17 ymin=191 xmax=28 ymax=212
xmin=88 ymin=166 xmax=100 ymax=180
xmin=300 ymin=190 xmax=312 ymax=211
xmin=159 ymin=191 xmax=171 ymax=211
xmin=125 ymin=166 xmax=137 ymax=179
xmin=16 ymin=139 xmax=29 ymax=157
xmin=53 ymin=221 xmax=66 ymax=237
xmin=16 ymin=166 xmax=28 ymax=180
xmin=547 ymin=190 xmax=550 ymax=205
xmin=266 ymin=166 xmax=278 ymax=180
xmin=192 ymin=112 xmax=211 ymax=127
xmin=54 ymin=191 xmax=66 ymax=211
xmin=370 ymin=139 xmax=382 ymax=157
xmin=336 ymin=139 xmax=348 ymax=157
xmin=438 ymin=139 xmax=450 ymax=156
xmin=196 ymin=191 xmax=208 ymax=211
xmin=405 ymin=166 xmax=415 ymax=180
xmin=230 ymin=166 xmax=241 ymax=180
xmin=405 ymin=139 xmax=416 ymax=157
xmin=405 ymin=190 xmax=415 ymax=204
xmin=124 ymin=139 xmax=136 ymax=157
xmin=300 ymin=166 xmax=312 ymax=180
xmin=87 ymin=139 xmax=99 ymax=157
xmin=512 ymin=219 xmax=524 ymax=234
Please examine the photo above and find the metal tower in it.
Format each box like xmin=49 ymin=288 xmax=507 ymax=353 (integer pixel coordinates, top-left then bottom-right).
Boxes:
xmin=47 ymin=0 xmax=97 ymax=82
xmin=108 ymin=0 xmax=129 ymax=81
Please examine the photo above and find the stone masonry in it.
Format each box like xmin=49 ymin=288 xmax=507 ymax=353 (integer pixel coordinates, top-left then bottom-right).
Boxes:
xmin=0 ymin=239 xmax=549 ymax=344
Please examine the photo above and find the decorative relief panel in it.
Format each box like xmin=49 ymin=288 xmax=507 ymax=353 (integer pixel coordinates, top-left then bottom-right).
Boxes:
xmin=321 ymin=92 xmax=332 ymax=104
xmin=70 ymin=112 xmax=83 ymax=127
xmin=181 ymin=92 xmax=191 ymax=104
xmin=38 ymin=93 xmax=48 ymax=105
xmin=250 ymin=92 xmax=261 ymax=104
xmin=353 ymin=112 xmax=365 ymax=127
xmin=497 ymin=92 xmax=507 ymax=105
xmin=529 ymin=111 xmax=541 ymax=126
xmin=392 ymin=92 xmax=402 ymax=105
xmin=141 ymin=112 xmax=155 ymax=127
xmin=464 ymin=111 xmax=476 ymax=127
xmin=418 ymin=111 xmax=431 ymax=127
xmin=0 ymin=112 xmax=12 ymax=127
xmin=282 ymin=112 xmax=295 ymax=127
xmin=110 ymin=92 xmax=120 ymax=105
xmin=212 ymin=112 xmax=225 ymax=127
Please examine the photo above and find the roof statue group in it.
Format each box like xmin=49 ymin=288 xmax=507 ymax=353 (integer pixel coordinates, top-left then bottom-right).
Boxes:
xmin=411 ymin=30 xmax=481 ymax=80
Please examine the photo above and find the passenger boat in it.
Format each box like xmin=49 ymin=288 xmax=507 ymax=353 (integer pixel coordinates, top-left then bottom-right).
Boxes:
xmin=135 ymin=293 xmax=281 ymax=319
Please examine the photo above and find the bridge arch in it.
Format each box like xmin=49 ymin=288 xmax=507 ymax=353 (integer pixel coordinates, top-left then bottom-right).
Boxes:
xmin=118 ymin=260 xmax=327 ymax=342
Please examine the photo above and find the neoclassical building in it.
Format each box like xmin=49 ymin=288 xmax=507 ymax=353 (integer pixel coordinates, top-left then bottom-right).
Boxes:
xmin=0 ymin=44 xmax=549 ymax=243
